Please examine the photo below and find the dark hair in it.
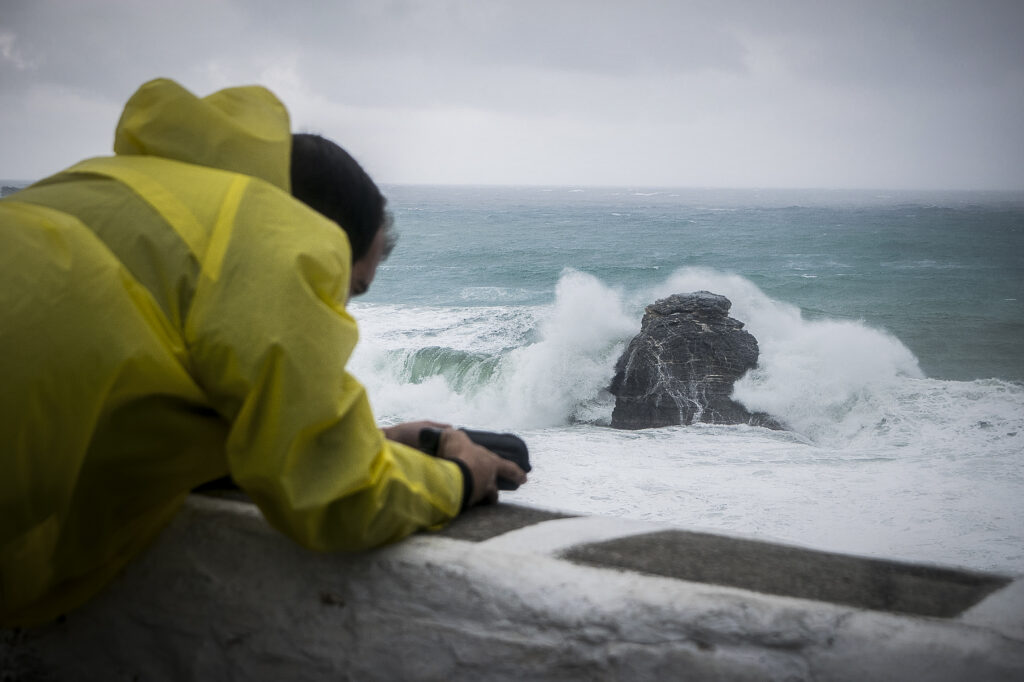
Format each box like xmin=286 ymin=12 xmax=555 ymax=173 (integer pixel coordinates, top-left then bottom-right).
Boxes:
xmin=290 ymin=133 xmax=395 ymax=262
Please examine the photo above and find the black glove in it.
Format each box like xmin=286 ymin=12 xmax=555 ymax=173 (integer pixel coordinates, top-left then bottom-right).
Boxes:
xmin=419 ymin=427 xmax=531 ymax=491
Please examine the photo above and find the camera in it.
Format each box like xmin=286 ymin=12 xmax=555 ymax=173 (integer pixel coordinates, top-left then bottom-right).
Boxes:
xmin=418 ymin=427 xmax=531 ymax=490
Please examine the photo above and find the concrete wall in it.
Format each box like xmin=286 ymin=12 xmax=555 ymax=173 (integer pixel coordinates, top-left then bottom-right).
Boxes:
xmin=3 ymin=494 xmax=1022 ymax=681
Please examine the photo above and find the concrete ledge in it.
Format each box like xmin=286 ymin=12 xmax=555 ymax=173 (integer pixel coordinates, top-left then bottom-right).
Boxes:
xmin=3 ymin=495 xmax=1022 ymax=681
xmin=562 ymin=530 xmax=1008 ymax=618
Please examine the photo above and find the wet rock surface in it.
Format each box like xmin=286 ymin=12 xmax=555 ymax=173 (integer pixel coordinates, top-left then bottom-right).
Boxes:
xmin=609 ymin=291 xmax=779 ymax=429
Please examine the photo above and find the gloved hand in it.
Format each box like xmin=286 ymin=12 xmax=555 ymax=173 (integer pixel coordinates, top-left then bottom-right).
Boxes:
xmin=437 ymin=428 xmax=528 ymax=507
xmin=382 ymin=420 xmax=451 ymax=448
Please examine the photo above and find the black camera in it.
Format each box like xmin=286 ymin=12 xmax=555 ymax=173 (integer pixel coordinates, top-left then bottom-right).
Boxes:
xmin=418 ymin=427 xmax=531 ymax=490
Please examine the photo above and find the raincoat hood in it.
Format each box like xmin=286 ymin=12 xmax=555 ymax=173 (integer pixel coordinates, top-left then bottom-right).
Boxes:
xmin=113 ymin=78 xmax=292 ymax=192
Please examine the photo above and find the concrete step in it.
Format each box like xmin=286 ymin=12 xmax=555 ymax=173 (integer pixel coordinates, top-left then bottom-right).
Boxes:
xmin=3 ymin=494 xmax=1022 ymax=681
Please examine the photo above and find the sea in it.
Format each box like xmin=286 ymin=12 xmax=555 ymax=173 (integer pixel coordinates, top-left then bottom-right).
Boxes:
xmin=351 ymin=185 xmax=1024 ymax=575
xmin=5 ymin=179 xmax=1022 ymax=575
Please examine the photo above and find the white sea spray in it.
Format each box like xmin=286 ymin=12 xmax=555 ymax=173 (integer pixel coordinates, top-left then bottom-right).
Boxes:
xmin=348 ymin=186 xmax=1024 ymax=573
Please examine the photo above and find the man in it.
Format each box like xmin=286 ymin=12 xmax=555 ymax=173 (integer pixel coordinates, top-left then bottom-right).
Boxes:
xmin=0 ymin=78 xmax=525 ymax=627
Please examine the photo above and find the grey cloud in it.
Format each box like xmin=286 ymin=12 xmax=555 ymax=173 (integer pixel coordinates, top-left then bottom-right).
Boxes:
xmin=737 ymin=0 xmax=1024 ymax=91
xmin=240 ymin=0 xmax=750 ymax=76
xmin=0 ymin=0 xmax=248 ymax=97
xmin=1 ymin=0 xmax=1022 ymax=188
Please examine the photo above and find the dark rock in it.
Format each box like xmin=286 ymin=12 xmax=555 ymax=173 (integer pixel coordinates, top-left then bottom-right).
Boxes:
xmin=609 ymin=292 xmax=781 ymax=430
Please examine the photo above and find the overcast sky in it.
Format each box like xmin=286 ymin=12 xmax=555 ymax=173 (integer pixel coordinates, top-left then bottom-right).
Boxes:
xmin=2 ymin=0 xmax=1023 ymax=189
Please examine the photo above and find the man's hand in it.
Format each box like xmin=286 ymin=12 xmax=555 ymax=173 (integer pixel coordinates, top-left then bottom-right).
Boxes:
xmin=382 ymin=420 xmax=451 ymax=449
xmin=438 ymin=428 xmax=528 ymax=507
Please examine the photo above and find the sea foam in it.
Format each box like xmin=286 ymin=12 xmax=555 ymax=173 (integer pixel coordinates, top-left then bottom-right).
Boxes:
xmin=349 ymin=266 xmax=1024 ymax=572
xmin=353 ymin=266 xmax=1021 ymax=452
xmin=352 ymin=269 xmax=635 ymax=429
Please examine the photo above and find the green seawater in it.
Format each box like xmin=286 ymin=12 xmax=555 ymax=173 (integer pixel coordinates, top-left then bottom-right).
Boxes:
xmin=369 ymin=186 xmax=1024 ymax=382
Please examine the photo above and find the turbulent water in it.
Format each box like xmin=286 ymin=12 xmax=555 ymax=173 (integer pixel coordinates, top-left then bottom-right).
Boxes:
xmin=349 ymin=185 xmax=1024 ymax=574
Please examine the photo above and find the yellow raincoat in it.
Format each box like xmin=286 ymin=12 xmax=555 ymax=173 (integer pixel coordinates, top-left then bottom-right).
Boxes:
xmin=0 ymin=79 xmax=463 ymax=627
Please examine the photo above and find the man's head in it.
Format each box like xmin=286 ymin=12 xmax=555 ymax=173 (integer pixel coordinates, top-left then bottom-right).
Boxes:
xmin=290 ymin=133 xmax=396 ymax=297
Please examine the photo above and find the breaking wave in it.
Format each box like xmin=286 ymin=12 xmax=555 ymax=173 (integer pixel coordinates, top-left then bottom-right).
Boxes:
xmin=350 ymin=267 xmax=1024 ymax=450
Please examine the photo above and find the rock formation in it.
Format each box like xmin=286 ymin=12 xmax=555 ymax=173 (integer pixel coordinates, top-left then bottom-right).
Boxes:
xmin=609 ymin=291 xmax=779 ymax=430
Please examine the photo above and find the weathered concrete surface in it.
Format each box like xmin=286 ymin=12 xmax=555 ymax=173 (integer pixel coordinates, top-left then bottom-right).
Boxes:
xmin=562 ymin=529 xmax=1008 ymax=618
xmin=3 ymin=495 xmax=1022 ymax=681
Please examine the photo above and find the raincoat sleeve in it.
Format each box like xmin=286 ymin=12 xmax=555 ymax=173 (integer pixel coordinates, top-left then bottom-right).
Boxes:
xmin=185 ymin=178 xmax=464 ymax=551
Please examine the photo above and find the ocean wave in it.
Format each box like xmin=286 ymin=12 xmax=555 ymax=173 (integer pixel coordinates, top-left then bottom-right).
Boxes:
xmin=352 ymin=267 xmax=1021 ymax=453
xmin=880 ymin=259 xmax=970 ymax=270
xmin=393 ymin=346 xmax=500 ymax=392
xmin=458 ymin=286 xmax=537 ymax=303
xmin=351 ymin=270 xmax=635 ymax=429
